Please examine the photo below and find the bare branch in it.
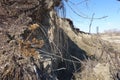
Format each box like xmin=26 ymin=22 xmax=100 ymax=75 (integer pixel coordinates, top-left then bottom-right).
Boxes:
xmin=76 ymin=0 xmax=89 ymax=5
xmin=66 ymin=2 xmax=108 ymax=19
xmin=89 ymin=13 xmax=95 ymax=33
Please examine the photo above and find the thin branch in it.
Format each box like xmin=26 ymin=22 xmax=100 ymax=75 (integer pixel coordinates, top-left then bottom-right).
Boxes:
xmin=38 ymin=49 xmax=81 ymax=64
xmin=66 ymin=2 xmax=108 ymax=19
xmin=71 ymin=55 xmax=84 ymax=64
xmin=76 ymin=0 xmax=89 ymax=5
xmin=89 ymin=13 xmax=95 ymax=33
xmin=69 ymin=0 xmax=88 ymax=5
xmin=52 ymin=68 xmax=66 ymax=72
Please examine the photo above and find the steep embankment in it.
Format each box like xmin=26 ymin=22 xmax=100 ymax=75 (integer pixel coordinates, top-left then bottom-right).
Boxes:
xmin=0 ymin=0 xmax=87 ymax=80
xmin=0 ymin=0 xmax=120 ymax=80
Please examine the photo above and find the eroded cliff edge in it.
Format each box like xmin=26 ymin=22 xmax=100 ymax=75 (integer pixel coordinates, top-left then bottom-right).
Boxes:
xmin=0 ymin=0 xmax=120 ymax=80
xmin=0 ymin=0 xmax=87 ymax=80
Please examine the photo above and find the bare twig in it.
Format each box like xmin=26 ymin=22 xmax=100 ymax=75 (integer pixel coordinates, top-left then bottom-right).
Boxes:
xmin=52 ymin=68 xmax=66 ymax=72
xmin=66 ymin=2 xmax=108 ymax=19
xmin=89 ymin=13 xmax=95 ymax=33
xmin=76 ymin=0 xmax=89 ymax=5
xmin=69 ymin=0 xmax=88 ymax=5
xmin=38 ymin=49 xmax=81 ymax=64
xmin=71 ymin=55 xmax=84 ymax=64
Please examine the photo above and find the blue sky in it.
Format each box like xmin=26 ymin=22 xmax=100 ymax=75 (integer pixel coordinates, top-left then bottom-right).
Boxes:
xmin=63 ymin=0 xmax=120 ymax=33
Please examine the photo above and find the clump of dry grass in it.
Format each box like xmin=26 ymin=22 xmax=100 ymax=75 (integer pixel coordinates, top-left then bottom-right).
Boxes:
xmin=73 ymin=38 xmax=120 ymax=80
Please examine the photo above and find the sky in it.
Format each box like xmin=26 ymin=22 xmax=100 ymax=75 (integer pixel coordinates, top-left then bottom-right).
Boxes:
xmin=63 ymin=0 xmax=120 ymax=33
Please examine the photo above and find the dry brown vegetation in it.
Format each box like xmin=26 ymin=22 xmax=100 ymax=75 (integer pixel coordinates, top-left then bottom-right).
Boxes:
xmin=0 ymin=0 xmax=120 ymax=80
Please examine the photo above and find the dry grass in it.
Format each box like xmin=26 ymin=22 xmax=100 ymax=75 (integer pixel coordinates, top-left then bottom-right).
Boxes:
xmin=73 ymin=34 xmax=120 ymax=80
xmin=0 ymin=0 xmax=120 ymax=80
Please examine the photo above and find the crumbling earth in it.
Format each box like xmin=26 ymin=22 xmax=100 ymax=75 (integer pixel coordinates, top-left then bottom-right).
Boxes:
xmin=0 ymin=0 xmax=120 ymax=80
